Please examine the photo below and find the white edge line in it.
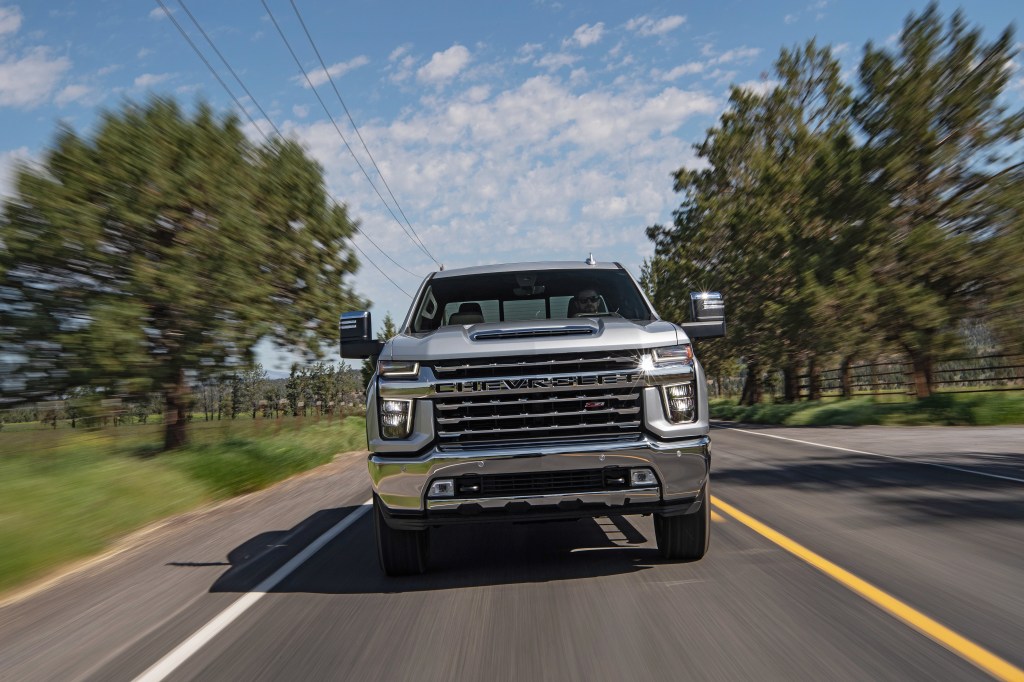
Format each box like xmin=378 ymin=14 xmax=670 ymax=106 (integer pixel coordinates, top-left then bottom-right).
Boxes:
xmin=134 ymin=499 xmax=372 ymax=682
xmin=718 ymin=426 xmax=1024 ymax=484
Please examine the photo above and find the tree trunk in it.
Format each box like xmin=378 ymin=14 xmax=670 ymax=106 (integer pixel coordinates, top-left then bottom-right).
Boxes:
xmin=808 ymin=355 xmax=821 ymax=401
xmin=839 ymin=355 xmax=854 ymax=399
xmin=740 ymin=362 xmax=762 ymax=406
xmin=781 ymin=362 xmax=799 ymax=403
xmin=908 ymin=352 xmax=933 ymax=399
xmin=164 ymin=369 xmax=189 ymax=450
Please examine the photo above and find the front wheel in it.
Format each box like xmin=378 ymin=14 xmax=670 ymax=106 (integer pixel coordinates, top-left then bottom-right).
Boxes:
xmin=654 ymin=483 xmax=710 ymax=561
xmin=373 ymin=495 xmax=430 ymax=576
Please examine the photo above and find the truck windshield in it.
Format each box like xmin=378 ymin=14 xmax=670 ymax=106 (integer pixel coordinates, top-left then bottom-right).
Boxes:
xmin=409 ymin=268 xmax=655 ymax=332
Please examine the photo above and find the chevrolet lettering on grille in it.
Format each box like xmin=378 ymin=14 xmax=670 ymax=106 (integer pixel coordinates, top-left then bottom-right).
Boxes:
xmin=434 ymin=371 xmax=642 ymax=394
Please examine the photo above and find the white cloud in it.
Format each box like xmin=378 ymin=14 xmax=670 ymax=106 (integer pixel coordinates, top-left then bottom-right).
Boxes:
xmin=564 ymin=22 xmax=605 ymax=49
xmin=736 ymin=79 xmax=777 ymax=96
xmin=536 ymin=52 xmax=579 ymax=72
xmin=292 ymin=104 xmax=309 ymax=118
xmin=295 ymin=55 xmax=370 ymax=88
xmin=54 ymin=83 xmax=93 ymax=106
xmin=662 ymin=62 xmax=704 ymax=80
xmin=0 ymin=5 xmax=23 ymax=35
xmin=417 ymin=44 xmax=470 ymax=83
xmin=0 ymin=146 xmax=31 ymax=199
xmin=0 ymin=47 xmax=72 ymax=108
xmin=148 ymin=6 xmax=173 ymax=20
xmin=784 ymin=13 xmax=799 ymax=24
xmin=137 ymin=48 xmax=153 ymax=59
xmin=626 ymin=15 xmax=686 ymax=37
xmin=389 ymin=44 xmax=411 ymax=62
xmin=133 ymin=72 xmax=172 ymax=88
xmin=714 ymin=46 xmax=761 ymax=64
xmin=97 ymin=64 xmax=121 ymax=76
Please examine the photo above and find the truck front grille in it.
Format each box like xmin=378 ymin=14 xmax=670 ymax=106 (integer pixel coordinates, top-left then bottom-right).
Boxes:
xmin=433 ymin=391 xmax=643 ymax=447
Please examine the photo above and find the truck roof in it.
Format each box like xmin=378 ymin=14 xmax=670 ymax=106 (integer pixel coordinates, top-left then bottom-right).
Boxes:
xmin=432 ymin=260 xmax=623 ymax=279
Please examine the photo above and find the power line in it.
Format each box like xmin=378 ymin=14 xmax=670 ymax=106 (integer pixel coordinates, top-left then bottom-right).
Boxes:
xmin=261 ymin=0 xmax=442 ymax=268
xmin=287 ymin=0 xmax=437 ymax=266
xmin=174 ymin=0 xmax=282 ymax=138
xmin=154 ymin=0 xmax=270 ymax=139
xmin=155 ymin=0 xmax=418 ymax=299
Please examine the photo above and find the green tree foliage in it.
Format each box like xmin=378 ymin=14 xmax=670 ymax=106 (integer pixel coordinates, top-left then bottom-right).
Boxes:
xmin=361 ymin=313 xmax=398 ymax=390
xmin=852 ymin=5 xmax=1024 ymax=396
xmin=647 ymin=5 xmax=1022 ymax=402
xmin=0 ymin=98 xmax=365 ymax=448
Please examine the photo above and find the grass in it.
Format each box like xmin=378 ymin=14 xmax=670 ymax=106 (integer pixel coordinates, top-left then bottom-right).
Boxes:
xmin=0 ymin=416 xmax=366 ymax=595
xmin=709 ymin=391 xmax=1024 ymax=426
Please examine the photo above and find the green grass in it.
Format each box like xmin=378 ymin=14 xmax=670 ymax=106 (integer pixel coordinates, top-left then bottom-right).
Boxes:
xmin=0 ymin=417 xmax=366 ymax=595
xmin=709 ymin=392 xmax=1024 ymax=426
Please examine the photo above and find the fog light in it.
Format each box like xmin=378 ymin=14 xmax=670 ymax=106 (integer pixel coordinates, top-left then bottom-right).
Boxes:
xmin=631 ymin=468 xmax=657 ymax=487
xmin=380 ymin=399 xmax=413 ymax=438
xmin=662 ymin=383 xmax=696 ymax=423
xmin=428 ymin=479 xmax=455 ymax=498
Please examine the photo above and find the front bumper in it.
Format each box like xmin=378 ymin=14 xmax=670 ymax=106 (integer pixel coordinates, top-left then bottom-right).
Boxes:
xmin=369 ymin=434 xmax=710 ymax=527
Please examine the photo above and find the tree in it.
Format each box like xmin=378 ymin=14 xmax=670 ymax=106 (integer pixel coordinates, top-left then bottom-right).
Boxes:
xmin=647 ymin=41 xmax=852 ymax=404
xmin=361 ymin=313 xmax=397 ymax=390
xmin=853 ymin=4 xmax=1023 ymax=396
xmin=0 ymin=98 xmax=365 ymax=448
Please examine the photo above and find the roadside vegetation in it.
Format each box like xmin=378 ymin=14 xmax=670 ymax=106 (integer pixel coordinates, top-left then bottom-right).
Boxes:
xmin=0 ymin=417 xmax=366 ymax=596
xmin=710 ymin=392 xmax=1024 ymax=427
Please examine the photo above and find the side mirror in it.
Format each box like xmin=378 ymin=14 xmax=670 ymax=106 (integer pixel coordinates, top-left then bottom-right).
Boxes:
xmin=680 ymin=291 xmax=725 ymax=339
xmin=339 ymin=311 xmax=384 ymax=359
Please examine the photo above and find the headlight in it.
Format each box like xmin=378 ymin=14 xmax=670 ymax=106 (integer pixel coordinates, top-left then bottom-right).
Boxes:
xmin=380 ymin=399 xmax=414 ymax=438
xmin=378 ymin=360 xmax=419 ymax=377
xmin=661 ymin=382 xmax=697 ymax=423
xmin=651 ymin=345 xmax=693 ymax=365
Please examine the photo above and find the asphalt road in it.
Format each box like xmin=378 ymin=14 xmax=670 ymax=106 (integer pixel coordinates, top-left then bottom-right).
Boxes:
xmin=1 ymin=424 xmax=1022 ymax=681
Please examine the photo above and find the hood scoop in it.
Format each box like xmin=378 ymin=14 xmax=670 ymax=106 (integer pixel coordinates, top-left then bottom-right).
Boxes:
xmin=471 ymin=324 xmax=597 ymax=341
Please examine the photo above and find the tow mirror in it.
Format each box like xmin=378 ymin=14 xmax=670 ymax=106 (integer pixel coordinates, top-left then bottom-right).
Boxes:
xmin=680 ymin=292 xmax=725 ymax=339
xmin=339 ymin=311 xmax=384 ymax=359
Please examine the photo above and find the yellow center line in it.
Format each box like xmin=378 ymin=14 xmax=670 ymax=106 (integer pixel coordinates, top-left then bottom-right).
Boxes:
xmin=710 ymin=510 xmax=725 ymax=523
xmin=711 ymin=495 xmax=1024 ymax=682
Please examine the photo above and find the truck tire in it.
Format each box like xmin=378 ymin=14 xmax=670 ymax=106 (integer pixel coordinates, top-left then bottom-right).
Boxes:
xmin=654 ymin=482 xmax=710 ymax=561
xmin=373 ymin=495 xmax=430 ymax=576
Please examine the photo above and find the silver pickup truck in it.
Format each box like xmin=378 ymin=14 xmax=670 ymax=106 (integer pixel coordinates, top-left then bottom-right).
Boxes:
xmin=341 ymin=259 xmax=725 ymax=575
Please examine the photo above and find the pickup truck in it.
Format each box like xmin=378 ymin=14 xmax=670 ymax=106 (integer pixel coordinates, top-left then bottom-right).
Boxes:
xmin=341 ymin=258 xmax=725 ymax=575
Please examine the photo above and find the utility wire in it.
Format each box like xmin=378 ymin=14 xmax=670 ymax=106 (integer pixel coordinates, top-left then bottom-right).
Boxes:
xmin=154 ymin=0 xmax=270 ymax=139
xmin=175 ymin=0 xmax=282 ymax=138
xmin=155 ymin=0 xmax=416 ymax=298
xmin=261 ymin=0 xmax=442 ymax=268
xmin=288 ymin=0 xmax=438 ymax=266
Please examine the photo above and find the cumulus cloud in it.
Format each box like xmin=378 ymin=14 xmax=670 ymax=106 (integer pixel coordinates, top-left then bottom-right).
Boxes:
xmin=626 ymin=15 xmax=686 ymax=37
xmin=133 ymin=72 xmax=172 ymax=88
xmin=563 ymin=22 xmax=605 ymax=49
xmin=54 ymin=83 xmax=93 ymax=106
xmin=736 ymin=79 xmax=777 ymax=96
xmin=536 ymin=52 xmax=579 ymax=72
xmin=0 ymin=146 xmax=31 ymax=199
xmin=295 ymin=55 xmax=370 ymax=88
xmin=292 ymin=104 xmax=309 ymax=118
xmin=0 ymin=47 xmax=72 ymax=107
xmin=714 ymin=46 xmax=761 ymax=64
xmin=417 ymin=44 xmax=470 ymax=84
xmin=148 ymin=6 xmax=172 ymax=20
xmin=388 ymin=44 xmax=411 ymax=62
xmin=0 ymin=5 xmax=23 ymax=35
xmin=662 ymin=62 xmax=704 ymax=80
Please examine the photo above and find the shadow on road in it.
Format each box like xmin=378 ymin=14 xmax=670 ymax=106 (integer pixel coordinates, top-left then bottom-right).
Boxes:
xmin=202 ymin=507 xmax=665 ymax=595
xmin=714 ymin=454 xmax=1024 ymax=523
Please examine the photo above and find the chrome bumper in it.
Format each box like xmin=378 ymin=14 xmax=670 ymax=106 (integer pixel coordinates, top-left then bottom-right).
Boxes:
xmin=368 ymin=435 xmax=710 ymax=513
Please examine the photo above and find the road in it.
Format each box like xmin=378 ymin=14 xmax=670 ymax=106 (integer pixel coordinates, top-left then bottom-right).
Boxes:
xmin=1 ymin=424 xmax=1022 ymax=681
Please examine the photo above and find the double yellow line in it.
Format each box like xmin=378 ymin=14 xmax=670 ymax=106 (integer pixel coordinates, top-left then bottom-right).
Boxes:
xmin=712 ymin=496 xmax=1024 ymax=682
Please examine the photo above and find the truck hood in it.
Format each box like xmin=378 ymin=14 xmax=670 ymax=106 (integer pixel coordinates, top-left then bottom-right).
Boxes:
xmin=386 ymin=318 xmax=681 ymax=361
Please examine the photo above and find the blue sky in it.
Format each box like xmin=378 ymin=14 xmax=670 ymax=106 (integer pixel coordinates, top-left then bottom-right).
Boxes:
xmin=1 ymin=0 xmax=1021 ymax=373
